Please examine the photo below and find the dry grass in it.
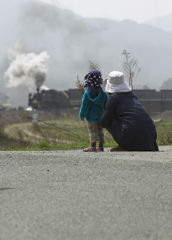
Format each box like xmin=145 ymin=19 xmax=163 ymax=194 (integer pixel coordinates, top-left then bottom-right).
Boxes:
xmin=88 ymin=60 xmax=101 ymax=71
xmin=0 ymin=109 xmax=81 ymax=150
xmin=76 ymin=75 xmax=85 ymax=95
xmin=1 ymin=109 xmax=172 ymax=150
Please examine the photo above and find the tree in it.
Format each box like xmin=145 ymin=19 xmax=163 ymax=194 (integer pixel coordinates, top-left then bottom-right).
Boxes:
xmin=121 ymin=50 xmax=141 ymax=90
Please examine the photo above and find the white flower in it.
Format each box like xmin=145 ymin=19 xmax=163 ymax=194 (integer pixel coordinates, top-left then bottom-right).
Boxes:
xmin=94 ymin=76 xmax=96 ymax=78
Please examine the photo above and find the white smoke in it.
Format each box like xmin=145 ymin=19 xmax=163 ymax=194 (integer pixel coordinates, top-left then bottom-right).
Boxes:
xmin=40 ymin=85 xmax=49 ymax=90
xmin=8 ymin=43 xmax=22 ymax=62
xmin=5 ymin=43 xmax=50 ymax=90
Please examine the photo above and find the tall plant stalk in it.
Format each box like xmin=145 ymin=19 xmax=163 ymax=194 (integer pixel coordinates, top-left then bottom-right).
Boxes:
xmin=121 ymin=50 xmax=141 ymax=90
xmin=88 ymin=60 xmax=101 ymax=71
xmin=75 ymin=75 xmax=85 ymax=95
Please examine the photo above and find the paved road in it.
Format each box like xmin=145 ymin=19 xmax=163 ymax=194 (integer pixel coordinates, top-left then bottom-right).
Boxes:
xmin=1 ymin=146 xmax=172 ymax=240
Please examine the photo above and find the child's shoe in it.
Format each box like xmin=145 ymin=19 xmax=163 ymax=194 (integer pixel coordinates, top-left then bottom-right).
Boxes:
xmin=83 ymin=146 xmax=96 ymax=152
xmin=96 ymin=147 xmax=104 ymax=152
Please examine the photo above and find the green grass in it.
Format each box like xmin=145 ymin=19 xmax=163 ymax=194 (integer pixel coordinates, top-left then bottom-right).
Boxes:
xmin=154 ymin=119 xmax=172 ymax=145
xmin=1 ymin=140 xmax=117 ymax=151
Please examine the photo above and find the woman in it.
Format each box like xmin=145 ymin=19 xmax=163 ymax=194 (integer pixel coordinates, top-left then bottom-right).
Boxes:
xmin=100 ymin=71 xmax=159 ymax=151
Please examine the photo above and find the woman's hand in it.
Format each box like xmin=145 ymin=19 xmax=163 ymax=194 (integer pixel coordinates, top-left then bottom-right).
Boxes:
xmin=80 ymin=118 xmax=84 ymax=121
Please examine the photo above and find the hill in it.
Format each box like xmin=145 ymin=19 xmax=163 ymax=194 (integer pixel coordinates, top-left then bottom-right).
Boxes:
xmin=1 ymin=1 xmax=172 ymax=106
xmin=146 ymin=14 xmax=172 ymax=32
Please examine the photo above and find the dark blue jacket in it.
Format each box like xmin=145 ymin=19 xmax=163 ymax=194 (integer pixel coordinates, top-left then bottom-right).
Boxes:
xmin=79 ymin=89 xmax=108 ymax=122
xmin=100 ymin=92 xmax=159 ymax=151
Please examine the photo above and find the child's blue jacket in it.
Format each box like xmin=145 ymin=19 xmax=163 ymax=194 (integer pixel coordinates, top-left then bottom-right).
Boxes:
xmin=79 ymin=89 xmax=108 ymax=122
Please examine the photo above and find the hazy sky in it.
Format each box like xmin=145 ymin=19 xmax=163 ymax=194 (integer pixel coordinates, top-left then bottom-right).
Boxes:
xmin=39 ymin=0 xmax=172 ymax=22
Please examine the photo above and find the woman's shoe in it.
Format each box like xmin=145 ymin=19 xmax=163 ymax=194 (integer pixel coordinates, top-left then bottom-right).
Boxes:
xmin=96 ymin=147 xmax=104 ymax=152
xmin=110 ymin=145 xmax=128 ymax=151
xmin=83 ymin=146 xmax=96 ymax=152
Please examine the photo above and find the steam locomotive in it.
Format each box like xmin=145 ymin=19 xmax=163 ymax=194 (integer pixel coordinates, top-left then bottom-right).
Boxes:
xmin=29 ymin=87 xmax=172 ymax=114
xmin=28 ymin=88 xmax=83 ymax=110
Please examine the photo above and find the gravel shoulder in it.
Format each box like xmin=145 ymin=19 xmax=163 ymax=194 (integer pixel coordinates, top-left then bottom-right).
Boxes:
xmin=1 ymin=146 xmax=172 ymax=240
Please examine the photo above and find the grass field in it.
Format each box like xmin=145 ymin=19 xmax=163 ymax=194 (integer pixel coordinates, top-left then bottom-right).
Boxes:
xmin=154 ymin=118 xmax=172 ymax=145
xmin=2 ymin=118 xmax=116 ymax=150
xmin=1 ymin=110 xmax=172 ymax=151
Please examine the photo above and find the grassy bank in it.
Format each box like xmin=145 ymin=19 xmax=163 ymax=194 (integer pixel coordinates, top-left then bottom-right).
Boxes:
xmin=0 ymin=111 xmax=116 ymax=151
xmin=0 ymin=110 xmax=172 ymax=151
xmin=1 ymin=118 xmax=117 ymax=151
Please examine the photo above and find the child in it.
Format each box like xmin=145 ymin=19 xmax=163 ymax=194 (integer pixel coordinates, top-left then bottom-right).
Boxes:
xmin=79 ymin=70 xmax=108 ymax=152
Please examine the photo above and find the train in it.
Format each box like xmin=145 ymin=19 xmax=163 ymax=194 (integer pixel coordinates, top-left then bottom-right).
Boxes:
xmin=28 ymin=88 xmax=83 ymax=110
xmin=28 ymin=88 xmax=172 ymax=114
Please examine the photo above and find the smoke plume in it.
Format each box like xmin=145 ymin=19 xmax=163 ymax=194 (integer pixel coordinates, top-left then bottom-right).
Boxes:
xmin=5 ymin=43 xmax=50 ymax=90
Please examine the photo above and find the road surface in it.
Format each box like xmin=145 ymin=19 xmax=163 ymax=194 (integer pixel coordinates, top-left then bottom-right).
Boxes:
xmin=1 ymin=146 xmax=172 ymax=240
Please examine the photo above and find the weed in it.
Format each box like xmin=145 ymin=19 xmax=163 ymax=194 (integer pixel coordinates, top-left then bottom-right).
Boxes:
xmin=121 ymin=50 xmax=141 ymax=90
xmin=37 ymin=141 xmax=52 ymax=150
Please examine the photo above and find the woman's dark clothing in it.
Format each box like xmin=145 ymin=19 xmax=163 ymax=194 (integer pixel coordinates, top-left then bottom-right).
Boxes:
xmin=100 ymin=92 xmax=159 ymax=151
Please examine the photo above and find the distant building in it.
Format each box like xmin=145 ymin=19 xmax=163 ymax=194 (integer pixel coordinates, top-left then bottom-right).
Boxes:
xmin=133 ymin=88 xmax=172 ymax=114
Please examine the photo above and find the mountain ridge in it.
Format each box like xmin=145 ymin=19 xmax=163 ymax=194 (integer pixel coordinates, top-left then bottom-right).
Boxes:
xmin=1 ymin=1 xmax=172 ymax=106
xmin=145 ymin=13 xmax=172 ymax=32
